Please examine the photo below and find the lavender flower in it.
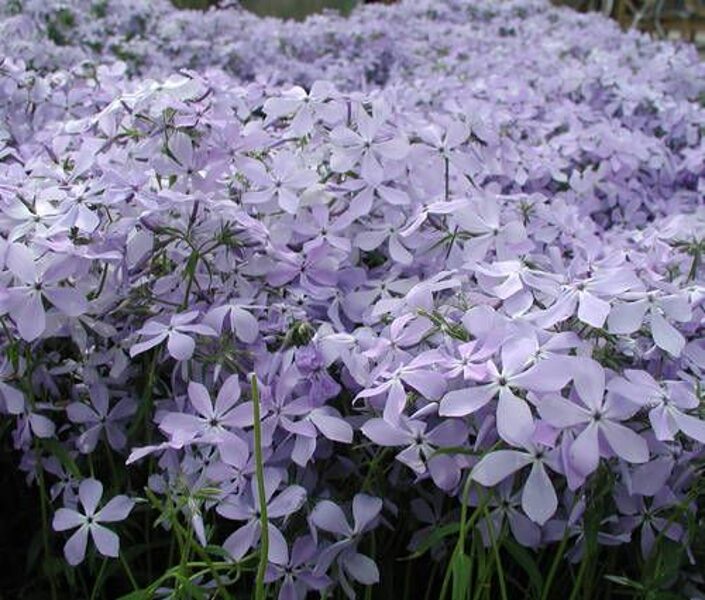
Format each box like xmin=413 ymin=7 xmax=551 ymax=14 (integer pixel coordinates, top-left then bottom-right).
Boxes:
xmin=52 ymin=479 xmax=134 ymax=565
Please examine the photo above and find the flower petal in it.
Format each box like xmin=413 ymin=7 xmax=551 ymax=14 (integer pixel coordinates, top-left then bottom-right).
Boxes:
xmin=650 ymin=311 xmax=685 ymax=357
xmin=311 ymin=500 xmax=351 ymax=537
xmin=344 ymin=552 xmax=379 ymax=585
xmin=53 ymin=508 xmax=84 ymax=532
xmin=268 ymin=485 xmax=307 ymax=519
xmin=600 ymin=421 xmax=649 ymax=464
xmin=352 ymin=494 xmax=383 ymax=533
xmin=91 ymin=524 xmax=120 ymax=558
xmin=439 ymin=384 xmax=495 ymax=417
xmin=471 ymin=450 xmax=532 ymax=487
xmin=188 ymin=381 xmax=214 ymax=419
xmin=96 ymin=495 xmax=134 ymax=523
xmin=64 ymin=526 xmax=88 ymax=566
xmin=496 ymin=388 xmax=534 ymax=447
xmin=672 ymin=411 xmax=705 ymax=444
xmin=521 ymin=462 xmax=557 ymax=525
xmin=569 ymin=422 xmax=600 ymax=477
xmin=167 ymin=331 xmax=195 ymax=361
xmin=224 ymin=520 xmax=259 ymax=561
xmin=79 ymin=479 xmax=103 ymax=517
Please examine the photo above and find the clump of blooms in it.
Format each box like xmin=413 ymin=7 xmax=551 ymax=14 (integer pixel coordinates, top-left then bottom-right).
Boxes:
xmin=1 ymin=0 xmax=705 ymax=597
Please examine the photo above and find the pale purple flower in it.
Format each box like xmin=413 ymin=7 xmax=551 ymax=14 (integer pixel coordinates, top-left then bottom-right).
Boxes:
xmin=608 ymin=371 xmax=705 ymax=444
xmin=67 ymin=385 xmax=136 ymax=453
xmin=608 ymin=291 xmax=691 ymax=357
xmin=329 ymin=102 xmax=409 ymax=174
xmin=533 ymin=266 xmax=640 ymax=330
xmin=310 ymin=494 xmax=382 ymax=589
xmin=217 ymin=468 xmax=306 ymax=564
xmin=539 ymin=359 xmax=649 ymax=478
xmin=471 ymin=440 xmax=560 ymax=526
xmin=159 ymin=378 xmax=250 ymax=468
xmin=440 ymin=335 xmax=573 ymax=446
xmin=454 ymin=194 xmax=527 ymax=263
xmin=474 ymin=479 xmax=541 ymax=548
xmin=1 ymin=244 xmax=87 ymax=341
xmin=362 ymin=416 xmax=466 ymax=490
xmin=264 ymin=536 xmax=331 ymax=600
xmin=356 ymin=351 xmax=446 ymax=425
xmin=264 ymin=81 xmax=336 ymax=137
xmin=242 ymin=151 xmax=318 ymax=214
xmin=52 ymin=479 xmax=134 ymax=565
xmin=614 ymin=487 xmax=685 ymax=558
xmin=129 ymin=311 xmax=217 ymax=360
xmin=204 ymin=303 xmax=259 ymax=344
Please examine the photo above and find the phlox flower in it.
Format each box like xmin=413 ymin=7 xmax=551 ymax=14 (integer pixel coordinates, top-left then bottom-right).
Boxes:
xmin=217 ymin=468 xmax=307 ymax=564
xmin=129 ymin=311 xmax=217 ymax=360
xmin=310 ymin=494 xmax=382 ymax=596
xmin=538 ymin=358 xmax=649 ymax=478
xmin=67 ymin=384 xmax=136 ymax=453
xmin=52 ymin=478 xmax=134 ymax=565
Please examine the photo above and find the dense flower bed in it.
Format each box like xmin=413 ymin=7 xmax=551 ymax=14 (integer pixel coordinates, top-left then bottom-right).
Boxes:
xmin=1 ymin=0 xmax=705 ymax=597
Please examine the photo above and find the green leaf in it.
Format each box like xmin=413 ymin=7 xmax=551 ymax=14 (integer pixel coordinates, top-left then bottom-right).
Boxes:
xmin=649 ymin=541 xmax=684 ymax=588
xmin=504 ymin=540 xmax=543 ymax=596
xmin=178 ymin=577 xmax=207 ymax=600
xmin=117 ymin=591 xmax=150 ymax=600
xmin=451 ymin=551 xmax=472 ymax=600
xmin=604 ymin=575 xmax=644 ymax=590
xmin=400 ymin=522 xmax=461 ymax=560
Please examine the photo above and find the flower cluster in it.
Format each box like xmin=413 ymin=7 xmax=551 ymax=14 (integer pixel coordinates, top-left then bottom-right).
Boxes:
xmin=1 ymin=0 xmax=705 ymax=597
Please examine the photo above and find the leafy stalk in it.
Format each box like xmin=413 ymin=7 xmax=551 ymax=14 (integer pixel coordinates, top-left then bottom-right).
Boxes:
xmin=251 ymin=374 xmax=269 ymax=600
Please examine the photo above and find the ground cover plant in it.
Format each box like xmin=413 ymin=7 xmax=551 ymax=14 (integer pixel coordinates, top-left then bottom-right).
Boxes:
xmin=1 ymin=0 xmax=705 ymax=598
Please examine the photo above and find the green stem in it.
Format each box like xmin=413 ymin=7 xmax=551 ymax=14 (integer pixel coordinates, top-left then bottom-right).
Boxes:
xmin=361 ymin=448 xmax=390 ymax=492
xmin=569 ymin=553 xmax=590 ymax=600
xmin=424 ymin=560 xmax=439 ymax=600
xmin=180 ymin=250 xmax=200 ymax=311
xmin=251 ymin=375 xmax=269 ymax=600
xmin=444 ymin=156 xmax=450 ymax=201
xmin=120 ymin=552 xmax=139 ymax=590
xmin=90 ymin=558 xmax=109 ymax=600
xmin=145 ymin=489 xmax=233 ymax=599
xmin=481 ymin=498 xmax=508 ymax=600
xmin=36 ymin=449 xmax=58 ymax=600
xmin=128 ymin=349 xmax=158 ymax=442
xmin=541 ymin=525 xmax=571 ymax=600
xmin=105 ymin=440 xmax=119 ymax=487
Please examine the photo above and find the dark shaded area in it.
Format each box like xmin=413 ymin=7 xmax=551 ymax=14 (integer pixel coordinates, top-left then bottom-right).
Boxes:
xmin=172 ymin=0 xmax=358 ymax=20
xmin=0 ymin=435 xmax=48 ymax=599
xmin=240 ymin=0 xmax=357 ymax=19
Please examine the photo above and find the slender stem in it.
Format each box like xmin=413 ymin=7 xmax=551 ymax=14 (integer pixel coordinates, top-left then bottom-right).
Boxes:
xmin=90 ymin=558 xmax=109 ymax=600
xmin=120 ymin=552 xmax=139 ymax=590
xmin=480 ymin=498 xmax=508 ymax=600
xmin=145 ymin=489 xmax=232 ymax=599
xmin=424 ymin=560 xmax=439 ymax=600
xmin=541 ymin=525 xmax=571 ymax=600
xmin=251 ymin=375 xmax=269 ymax=600
xmin=365 ymin=532 xmax=376 ymax=600
xmin=361 ymin=447 xmax=390 ymax=492
xmin=569 ymin=554 xmax=589 ymax=600
xmin=105 ymin=440 xmax=119 ymax=487
xmin=440 ymin=473 xmax=474 ymax=600
xmin=36 ymin=455 xmax=59 ymax=600
xmin=128 ymin=349 xmax=158 ymax=442
xmin=180 ymin=250 xmax=200 ymax=310
xmin=444 ymin=156 xmax=450 ymax=201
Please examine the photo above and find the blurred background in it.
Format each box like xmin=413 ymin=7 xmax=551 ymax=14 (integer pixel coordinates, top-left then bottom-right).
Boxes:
xmin=172 ymin=0 xmax=705 ymax=48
